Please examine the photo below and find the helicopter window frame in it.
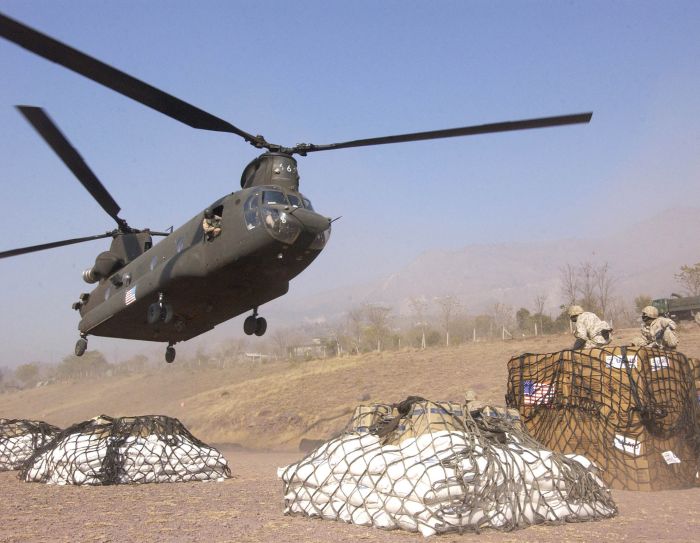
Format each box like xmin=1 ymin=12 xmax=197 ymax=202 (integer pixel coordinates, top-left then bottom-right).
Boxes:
xmin=244 ymin=192 xmax=261 ymax=230
xmin=287 ymin=194 xmax=302 ymax=208
xmin=302 ymin=197 xmax=314 ymax=211
xmin=262 ymin=190 xmax=288 ymax=206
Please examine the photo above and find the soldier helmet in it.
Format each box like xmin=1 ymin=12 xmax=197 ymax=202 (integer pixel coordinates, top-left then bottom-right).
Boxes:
xmin=567 ymin=305 xmax=584 ymax=317
xmin=641 ymin=305 xmax=659 ymax=319
xmin=203 ymin=208 xmax=213 ymax=219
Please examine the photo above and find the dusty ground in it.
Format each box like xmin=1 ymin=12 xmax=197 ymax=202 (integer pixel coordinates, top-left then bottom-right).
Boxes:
xmin=0 ymin=445 xmax=698 ymax=542
xmin=1 ymin=326 xmax=699 ymax=541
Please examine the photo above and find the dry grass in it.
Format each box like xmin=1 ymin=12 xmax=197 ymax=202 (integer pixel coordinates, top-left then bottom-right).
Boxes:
xmin=1 ymin=326 xmax=700 ymax=541
xmin=2 ymin=325 xmax=700 ymax=450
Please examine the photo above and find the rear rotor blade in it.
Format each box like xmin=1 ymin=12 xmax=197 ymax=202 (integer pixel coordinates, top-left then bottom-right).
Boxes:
xmin=292 ymin=113 xmax=592 ymax=154
xmin=0 ymin=232 xmax=114 ymax=259
xmin=0 ymin=12 xmax=263 ymax=146
xmin=16 ymin=106 xmax=125 ymax=228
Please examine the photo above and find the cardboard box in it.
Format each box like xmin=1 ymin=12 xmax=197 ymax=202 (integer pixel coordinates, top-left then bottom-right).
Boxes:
xmin=507 ymin=348 xmax=698 ymax=491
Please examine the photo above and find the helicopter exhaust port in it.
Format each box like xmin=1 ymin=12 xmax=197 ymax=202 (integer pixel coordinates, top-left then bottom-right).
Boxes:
xmin=82 ymin=268 xmax=99 ymax=283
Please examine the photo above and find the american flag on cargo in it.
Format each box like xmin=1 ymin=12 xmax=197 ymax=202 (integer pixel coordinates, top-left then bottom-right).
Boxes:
xmin=523 ymin=380 xmax=554 ymax=405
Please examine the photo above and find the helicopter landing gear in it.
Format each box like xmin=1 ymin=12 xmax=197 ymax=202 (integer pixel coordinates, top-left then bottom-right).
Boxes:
xmin=243 ymin=308 xmax=267 ymax=336
xmin=165 ymin=343 xmax=176 ymax=363
xmin=75 ymin=335 xmax=88 ymax=357
xmin=147 ymin=292 xmax=173 ymax=324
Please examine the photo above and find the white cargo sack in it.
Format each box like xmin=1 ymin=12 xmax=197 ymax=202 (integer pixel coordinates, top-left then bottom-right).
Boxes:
xmin=0 ymin=419 xmax=61 ymax=471
xmin=21 ymin=414 xmax=230 ymax=485
xmin=279 ymin=397 xmax=617 ymax=537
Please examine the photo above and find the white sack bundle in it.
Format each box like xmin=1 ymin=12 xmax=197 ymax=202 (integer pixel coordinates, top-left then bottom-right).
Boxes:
xmin=21 ymin=414 xmax=230 ymax=485
xmin=0 ymin=419 xmax=61 ymax=471
xmin=279 ymin=399 xmax=617 ymax=537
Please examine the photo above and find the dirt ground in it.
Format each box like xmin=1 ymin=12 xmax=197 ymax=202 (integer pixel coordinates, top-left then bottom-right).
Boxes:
xmin=2 ymin=327 xmax=700 ymax=541
xmin=0 ymin=444 xmax=698 ymax=543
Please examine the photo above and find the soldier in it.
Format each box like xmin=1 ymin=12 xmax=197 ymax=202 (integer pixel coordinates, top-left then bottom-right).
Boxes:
xmin=634 ymin=305 xmax=679 ymax=350
xmin=202 ymin=208 xmax=222 ymax=240
xmin=568 ymin=305 xmax=613 ymax=349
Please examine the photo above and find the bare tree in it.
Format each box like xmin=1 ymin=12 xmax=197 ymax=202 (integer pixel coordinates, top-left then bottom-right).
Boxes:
xmin=533 ymin=293 xmax=547 ymax=334
xmin=634 ymin=294 xmax=653 ymax=313
xmin=346 ymin=307 xmax=364 ymax=354
xmin=409 ymin=296 xmax=428 ymax=349
xmin=594 ymin=263 xmax=615 ymax=319
xmin=364 ymin=304 xmax=391 ymax=352
xmin=435 ymin=295 xmax=462 ymax=347
xmin=491 ymin=303 xmax=515 ymax=336
xmin=578 ymin=262 xmax=598 ymax=312
xmin=559 ymin=264 xmax=579 ymax=306
xmin=676 ymin=263 xmax=700 ymax=296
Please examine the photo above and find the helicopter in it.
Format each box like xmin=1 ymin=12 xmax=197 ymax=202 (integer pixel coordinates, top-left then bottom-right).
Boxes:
xmin=0 ymin=12 xmax=592 ymax=363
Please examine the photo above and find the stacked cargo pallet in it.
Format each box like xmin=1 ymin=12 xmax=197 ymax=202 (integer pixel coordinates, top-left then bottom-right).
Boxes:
xmin=506 ymin=347 xmax=699 ymax=490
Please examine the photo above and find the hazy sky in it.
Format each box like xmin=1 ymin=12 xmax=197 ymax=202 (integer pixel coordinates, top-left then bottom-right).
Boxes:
xmin=0 ymin=1 xmax=698 ymax=367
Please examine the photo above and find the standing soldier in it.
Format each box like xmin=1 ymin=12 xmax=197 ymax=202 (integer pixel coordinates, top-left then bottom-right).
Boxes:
xmin=634 ymin=306 xmax=679 ymax=350
xmin=568 ymin=305 xmax=613 ymax=349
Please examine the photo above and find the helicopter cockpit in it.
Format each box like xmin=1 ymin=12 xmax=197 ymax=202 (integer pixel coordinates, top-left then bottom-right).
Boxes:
xmin=244 ymin=189 xmax=329 ymax=249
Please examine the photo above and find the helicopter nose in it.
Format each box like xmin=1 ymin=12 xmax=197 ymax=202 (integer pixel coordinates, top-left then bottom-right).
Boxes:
xmin=291 ymin=208 xmax=331 ymax=235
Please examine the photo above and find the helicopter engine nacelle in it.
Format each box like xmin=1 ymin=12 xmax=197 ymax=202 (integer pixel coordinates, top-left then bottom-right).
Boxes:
xmin=82 ymin=251 xmax=124 ymax=283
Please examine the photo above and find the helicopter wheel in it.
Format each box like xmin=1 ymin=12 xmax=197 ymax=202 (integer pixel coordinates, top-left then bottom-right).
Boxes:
xmin=243 ymin=315 xmax=257 ymax=335
xmin=254 ymin=317 xmax=267 ymax=336
xmin=75 ymin=337 xmax=88 ymax=357
xmin=147 ymin=303 xmax=161 ymax=324
xmin=165 ymin=345 xmax=176 ymax=363
xmin=147 ymin=302 xmax=174 ymax=324
xmin=162 ymin=303 xmax=174 ymax=324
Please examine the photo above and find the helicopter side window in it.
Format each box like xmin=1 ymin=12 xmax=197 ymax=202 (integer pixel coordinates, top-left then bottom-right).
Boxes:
xmin=244 ymin=193 xmax=261 ymax=230
xmin=302 ymin=197 xmax=314 ymax=211
xmin=203 ymin=205 xmax=224 ymax=241
xmin=262 ymin=191 xmax=288 ymax=206
xmin=287 ymin=194 xmax=302 ymax=208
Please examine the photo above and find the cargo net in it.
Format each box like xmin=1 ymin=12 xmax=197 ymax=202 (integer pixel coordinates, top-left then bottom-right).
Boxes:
xmin=506 ymin=347 xmax=700 ymax=491
xmin=0 ymin=418 xmax=61 ymax=471
xmin=278 ymin=397 xmax=616 ymax=537
xmin=21 ymin=415 xmax=231 ymax=485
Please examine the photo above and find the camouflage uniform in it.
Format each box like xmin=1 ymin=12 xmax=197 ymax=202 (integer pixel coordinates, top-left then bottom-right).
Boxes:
xmin=573 ymin=312 xmax=613 ymax=349
xmin=202 ymin=214 xmax=222 ymax=240
xmin=637 ymin=317 xmax=678 ymax=350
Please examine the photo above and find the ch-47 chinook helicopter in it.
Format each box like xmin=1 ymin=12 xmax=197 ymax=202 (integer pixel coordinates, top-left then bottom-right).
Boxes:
xmin=0 ymin=13 xmax=592 ymax=363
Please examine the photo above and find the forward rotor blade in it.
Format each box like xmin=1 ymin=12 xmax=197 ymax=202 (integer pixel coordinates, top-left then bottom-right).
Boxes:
xmin=293 ymin=113 xmax=593 ymax=154
xmin=0 ymin=12 xmax=262 ymax=145
xmin=0 ymin=232 xmax=113 ymax=259
xmin=16 ymin=106 xmax=124 ymax=226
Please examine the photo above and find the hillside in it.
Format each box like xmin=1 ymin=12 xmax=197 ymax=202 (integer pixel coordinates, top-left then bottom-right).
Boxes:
xmin=2 ymin=324 xmax=699 ymax=450
xmin=274 ymin=207 xmax=700 ymax=322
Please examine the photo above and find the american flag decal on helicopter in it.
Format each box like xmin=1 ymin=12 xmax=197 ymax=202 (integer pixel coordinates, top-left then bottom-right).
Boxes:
xmin=125 ymin=286 xmax=137 ymax=306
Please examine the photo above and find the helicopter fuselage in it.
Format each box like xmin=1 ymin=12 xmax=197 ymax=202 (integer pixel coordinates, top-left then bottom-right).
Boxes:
xmin=76 ymin=184 xmax=330 ymax=344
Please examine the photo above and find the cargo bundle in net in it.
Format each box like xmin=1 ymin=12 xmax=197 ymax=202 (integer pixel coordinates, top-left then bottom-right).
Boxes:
xmin=21 ymin=414 xmax=230 ymax=485
xmin=506 ymin=346 xmax=700 ymax=491
xmin=278 ymin=397 xmax=616 ymax=537
xmin=0 ymin=418 xmax=61 ymax=471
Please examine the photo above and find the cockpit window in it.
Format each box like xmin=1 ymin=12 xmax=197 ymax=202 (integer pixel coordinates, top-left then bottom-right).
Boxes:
xmin=262 ymin=190 xmax=288 ymax=205
xmin=302 ymin=197 xmax=314 ymax=211
xmin=244 ymin=193 xmax=261 ymax=230
xmin=287 ymin=194 xmax=302 ymax=208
